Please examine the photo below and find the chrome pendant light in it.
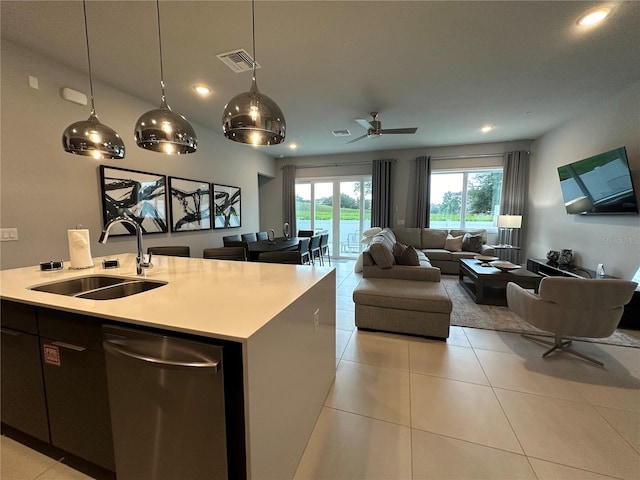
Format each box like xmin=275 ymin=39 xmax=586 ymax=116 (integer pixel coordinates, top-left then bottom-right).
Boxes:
xmin=62 ymin=0 xmax=125 ymax=160
xmin=134 ymin=0 xmax=197 ymax=154
xmin=222 ymin=0 xmax=286 ymax=145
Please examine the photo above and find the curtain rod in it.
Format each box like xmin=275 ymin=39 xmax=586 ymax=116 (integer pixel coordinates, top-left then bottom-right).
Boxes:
xmin=431 ymin=153 xmax=504 ymax=160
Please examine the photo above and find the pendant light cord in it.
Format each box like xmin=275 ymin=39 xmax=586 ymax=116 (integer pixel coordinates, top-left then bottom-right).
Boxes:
xmin=251 ymin=0 xmax=257 ymax=78
xmin=82 ymin=0 xmax=96 ymax=112
xmin=155 ymin=0 xmax=167 ymax=100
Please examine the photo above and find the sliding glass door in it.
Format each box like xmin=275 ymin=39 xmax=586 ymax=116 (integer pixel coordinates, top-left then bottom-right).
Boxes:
xmin=296 ymin=176 xmax=371 ymax=259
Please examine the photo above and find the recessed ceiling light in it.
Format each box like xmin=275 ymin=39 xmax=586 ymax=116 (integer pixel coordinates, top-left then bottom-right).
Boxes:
xmin=289 ymin=143 xmax=298 ymax=150
xmin=192 ymin=84 xmax=212 ymax=96
xmin=577 ymin=7 xmax=611 ymax=26
xmin=481 ymin=125 xmax=493 ymax=133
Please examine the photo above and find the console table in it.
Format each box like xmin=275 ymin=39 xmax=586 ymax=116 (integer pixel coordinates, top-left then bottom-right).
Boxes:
xmin=526 ymin=258 xmax=639 ymax=329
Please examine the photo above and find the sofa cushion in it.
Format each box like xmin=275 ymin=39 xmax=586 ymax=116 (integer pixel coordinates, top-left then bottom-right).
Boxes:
xmin=393 ymin=228 xmax=422 ymax=248
xmin=462 ymin=233 xmax=483 ymax=253
xmin=422 ymin=249 xmax=452 ymax=261
xmin=444 ymin=234 xmax=463 ymax=252
xmin=353 ymin=278 xmax=452 ymax=314
xmin=421 ymin=229 xmax=448 ymax=248
xmin=450 ymin=229 xmax=487 ymax=244
xmin=394 ymin=245 xmax=421 ymax=266
xmin=392 ymin=242 xmax=407 ymax=256
xmin=368 ymin=234 xmax=396 ymax=269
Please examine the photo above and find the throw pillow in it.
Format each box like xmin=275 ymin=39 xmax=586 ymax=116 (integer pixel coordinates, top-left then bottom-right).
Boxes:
xmin=444 ymin=234 xmax=463 ymax=252
xmin=394 ymin=245 xmax=421 ymax=266
xmin=392 ymin=242 xmax=408 ymax=256
xmin=462 ymin=233 xmax=483 ymax=253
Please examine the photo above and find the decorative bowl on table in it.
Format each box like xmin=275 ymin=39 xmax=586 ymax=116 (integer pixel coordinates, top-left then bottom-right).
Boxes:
xmin=475 ymin=255 xmax=499 ymax=263
xmin=489 ymin=260 xmax=521 ymax=272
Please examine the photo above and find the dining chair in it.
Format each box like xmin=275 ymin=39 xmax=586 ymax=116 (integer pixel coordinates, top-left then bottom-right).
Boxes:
xmin=297 ymin=230 xmax=314 ymax=237
xmin=297 ymin=237 xmax=311 ymax=265
xmin=319 ymin=233 xmax=330 ymax=266
xmin=256 ymin=231 xmax=268 ymax=241
xmin=147 ymin=246 xmax=190 ymax=257
xmin=241 ymin=232 xmax=258 ymax=243
xmin=309 ymin=235 xmax=322 ymax=265
xmin=258 ymin=251 xmax=304 ymax=264
xmin=222 ymin=234 xmax=241 ymax=246
xmin=203 ymin=247 xmax=247 ymax=261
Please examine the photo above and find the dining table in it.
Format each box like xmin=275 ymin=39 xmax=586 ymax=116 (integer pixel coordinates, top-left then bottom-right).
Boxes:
xmin=246 ymin=237 xmax=301 ymax=261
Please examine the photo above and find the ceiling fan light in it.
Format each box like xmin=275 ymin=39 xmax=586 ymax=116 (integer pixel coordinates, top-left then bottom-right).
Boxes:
xmin=134 ymin=100 xmax=197 ymax=154
xmin=63 ymin=111 xmax=125 ymax=159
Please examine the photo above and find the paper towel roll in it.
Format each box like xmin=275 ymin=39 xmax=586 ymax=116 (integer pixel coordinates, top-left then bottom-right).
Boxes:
xmin=68 ymin=229 xmax=94 ymax=269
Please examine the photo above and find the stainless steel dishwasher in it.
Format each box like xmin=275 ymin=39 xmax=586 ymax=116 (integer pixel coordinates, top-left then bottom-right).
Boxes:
xmin=102 ymin=325 xmax=228 ymax=480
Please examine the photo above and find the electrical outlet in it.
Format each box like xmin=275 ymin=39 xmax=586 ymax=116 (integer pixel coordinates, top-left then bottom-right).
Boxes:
xmin=314 ymin=308 xmax=320 ymax=332
xmin=0 ymin=228 xmax=18 ymax=242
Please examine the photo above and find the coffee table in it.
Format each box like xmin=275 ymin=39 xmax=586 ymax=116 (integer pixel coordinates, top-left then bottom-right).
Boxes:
xmin=458 ymin=258 xmax=542 ymax=306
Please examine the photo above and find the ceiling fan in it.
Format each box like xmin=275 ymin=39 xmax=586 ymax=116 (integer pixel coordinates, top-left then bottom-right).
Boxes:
xmin=347 ymin=112 xmax=418 ymax=144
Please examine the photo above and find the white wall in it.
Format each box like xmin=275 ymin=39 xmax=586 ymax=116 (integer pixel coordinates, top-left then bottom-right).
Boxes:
xmin=527 ymin=82 xmax=640 ymax=280
xmin=0 ymin=41 xmax=276 ymax=269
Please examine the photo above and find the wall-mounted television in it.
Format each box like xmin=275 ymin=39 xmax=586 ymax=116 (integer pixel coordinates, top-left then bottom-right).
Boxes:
xmin=557 ymin=146 xmax=638 ymax=215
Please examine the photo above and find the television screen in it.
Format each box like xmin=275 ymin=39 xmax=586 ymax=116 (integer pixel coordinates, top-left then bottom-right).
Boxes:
xmin=557 ymin=146 xmax=639 ymax=215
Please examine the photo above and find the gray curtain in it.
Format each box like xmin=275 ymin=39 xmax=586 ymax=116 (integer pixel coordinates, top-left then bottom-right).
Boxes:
xmin=371 ymin=159 xmax=393 ymax=228
xmin=415 ymin=156 xmax=431 ymax=228
xmin=282 ymin=164 xmax=297 ymax=236
xmin=500 ymin=150 xmax=530 ymax=263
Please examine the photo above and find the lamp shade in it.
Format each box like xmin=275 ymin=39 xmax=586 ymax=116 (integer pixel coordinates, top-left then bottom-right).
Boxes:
xmin=222 ymin=78 xmax=286 ymax=145
xmin=62 ymin=111 xmax=125 ymax=159
xmin=497 ymin=215 xmax=522 ymax=228
xmin=134 ymin=99 xmax=197 ymax=154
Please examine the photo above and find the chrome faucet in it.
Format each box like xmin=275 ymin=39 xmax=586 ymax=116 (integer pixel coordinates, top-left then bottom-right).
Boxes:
xmin=99 ymin=216 xmax=152 ymax=275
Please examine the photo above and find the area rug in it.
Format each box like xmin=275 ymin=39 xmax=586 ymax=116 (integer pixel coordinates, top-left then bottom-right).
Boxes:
xmin=441 ymin=277 xmax=640 ymax=348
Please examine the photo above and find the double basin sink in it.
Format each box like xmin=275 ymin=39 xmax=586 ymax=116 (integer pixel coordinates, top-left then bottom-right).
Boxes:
xmin=30 ymin=275 xmax=166 ymax=300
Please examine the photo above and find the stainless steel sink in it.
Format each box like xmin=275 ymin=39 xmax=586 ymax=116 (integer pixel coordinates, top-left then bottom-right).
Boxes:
xmin=30 ymin=275 xmax=167 ymax=300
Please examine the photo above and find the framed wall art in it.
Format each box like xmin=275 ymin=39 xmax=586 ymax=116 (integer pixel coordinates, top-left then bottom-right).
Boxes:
xmin=212 ymin=183 xmax=241 ymax=228
xmin=99 ymin=166 xmax=168 ymax=235
xmin=168 ymin=176 xmax=211 ymax=232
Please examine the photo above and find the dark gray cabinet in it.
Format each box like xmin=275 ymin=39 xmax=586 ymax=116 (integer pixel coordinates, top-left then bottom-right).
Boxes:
xmin=0 ymin=301 xmax=50 ymax=443
xmin=38 ymin=308 xmax=115 ymax=471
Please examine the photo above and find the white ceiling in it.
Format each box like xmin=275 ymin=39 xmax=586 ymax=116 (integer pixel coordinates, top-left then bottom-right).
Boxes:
xmin=2 ymin=1 xmax=640 ymax=158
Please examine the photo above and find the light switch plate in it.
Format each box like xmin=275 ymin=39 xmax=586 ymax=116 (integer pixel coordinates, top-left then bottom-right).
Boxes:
xmin=0 ymin=228 xmax=19 ymax=241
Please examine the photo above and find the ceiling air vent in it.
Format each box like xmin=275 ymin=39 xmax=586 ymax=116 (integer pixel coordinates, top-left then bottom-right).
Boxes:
xmin=332 ymin=129 xmax=351 ymax=137
xmin=217 ymin=49 xmax=261 ymax=73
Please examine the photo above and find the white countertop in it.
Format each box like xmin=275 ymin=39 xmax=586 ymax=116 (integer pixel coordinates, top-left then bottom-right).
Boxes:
xmin=0 ymin=254 xmax=335 ymax=342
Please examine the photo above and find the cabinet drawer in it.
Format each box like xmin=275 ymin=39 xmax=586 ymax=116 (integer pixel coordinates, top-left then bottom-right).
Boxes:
xmin=1 ymin=301 xmax=38 ymax=334
xmin=37 ymin=308 xmax=104 ymax=352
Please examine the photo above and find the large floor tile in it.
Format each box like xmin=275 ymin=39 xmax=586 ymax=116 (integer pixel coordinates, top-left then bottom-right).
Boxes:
xmin=325 ymin=360 xmax=411 ymax=426
xmin=335 ymin=309 xmax=355 ymax=332
xmin=568 ymin=369 xmax=640 ymax=413
xmin=335 ymin=328 xmax=353 ymax=360
xmin=463 ymin=327 xmax=544 ymax=355
xmin=496 ymin=388 xmax=640 ymax=479
xmin=410 ymin=373 xmax=522 ymax=453
xmin=39 ymin=462 xmax=95 ymax=480
xmin=411 ymin=429 xmax=536 ymax=480
xmin=444 ymin=325 xmax=471 ymax=347
xmin=528 ymin=458 xmax=622 ymax=480
xmin=0 ymin=436 xmax=60 ymax=480
xmin=293 ymin=407 xmax=412 ymax=480
xmin=409 ymin=341 xmax=489 ymax=385
xmin=595 ymin=406 xmax=640 ymax=454
xmin=342 ymin=330 xmax=410 ymax=370
xmin=475 ymin=348 xmax=586 ymax=402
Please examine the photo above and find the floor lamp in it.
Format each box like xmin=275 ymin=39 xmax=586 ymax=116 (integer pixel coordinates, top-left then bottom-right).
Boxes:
xmin=497 ymin=215 xmax=522 ymax=247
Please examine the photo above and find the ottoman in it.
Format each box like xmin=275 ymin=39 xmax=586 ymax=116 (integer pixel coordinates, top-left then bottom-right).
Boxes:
xmin=353 ymin=278 xmax=452 ymax=339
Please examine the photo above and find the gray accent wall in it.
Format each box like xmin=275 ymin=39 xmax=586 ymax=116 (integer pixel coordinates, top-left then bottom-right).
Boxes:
xmin=527 ymin=82 xmax=640 ymax=281
xmin=0 ymin=40 xmax=276 ymax=269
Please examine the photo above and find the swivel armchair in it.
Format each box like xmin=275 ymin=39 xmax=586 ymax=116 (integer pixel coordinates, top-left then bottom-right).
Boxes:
xmin=507 ymin=277 xmax=637 ymax=366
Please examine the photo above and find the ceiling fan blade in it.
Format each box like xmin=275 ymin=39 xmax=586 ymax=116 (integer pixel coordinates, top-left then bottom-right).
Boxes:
xmin=380 ymin=127 xmax=418 ymax=135
xmin=355 ymin=118 xmax=373 ymax=130
xmin=346 ymin=134 xmax=368 ymax=144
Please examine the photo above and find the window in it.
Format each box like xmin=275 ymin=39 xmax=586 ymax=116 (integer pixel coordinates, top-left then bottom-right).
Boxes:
xmin=430 ymin=169 xmax=503 ymax=230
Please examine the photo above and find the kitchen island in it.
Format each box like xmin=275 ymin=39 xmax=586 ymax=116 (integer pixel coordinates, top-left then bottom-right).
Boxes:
xmin=1 ymin=254 xmax=336 ymax=479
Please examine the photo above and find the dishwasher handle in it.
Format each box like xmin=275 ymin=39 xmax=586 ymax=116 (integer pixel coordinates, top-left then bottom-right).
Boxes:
xmin=103 ymin=339 xmax=220 ymax=372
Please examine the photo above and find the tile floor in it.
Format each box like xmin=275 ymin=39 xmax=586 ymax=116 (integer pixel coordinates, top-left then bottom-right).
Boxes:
xmin=2 ymin=259 xmax=639 ymax=480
